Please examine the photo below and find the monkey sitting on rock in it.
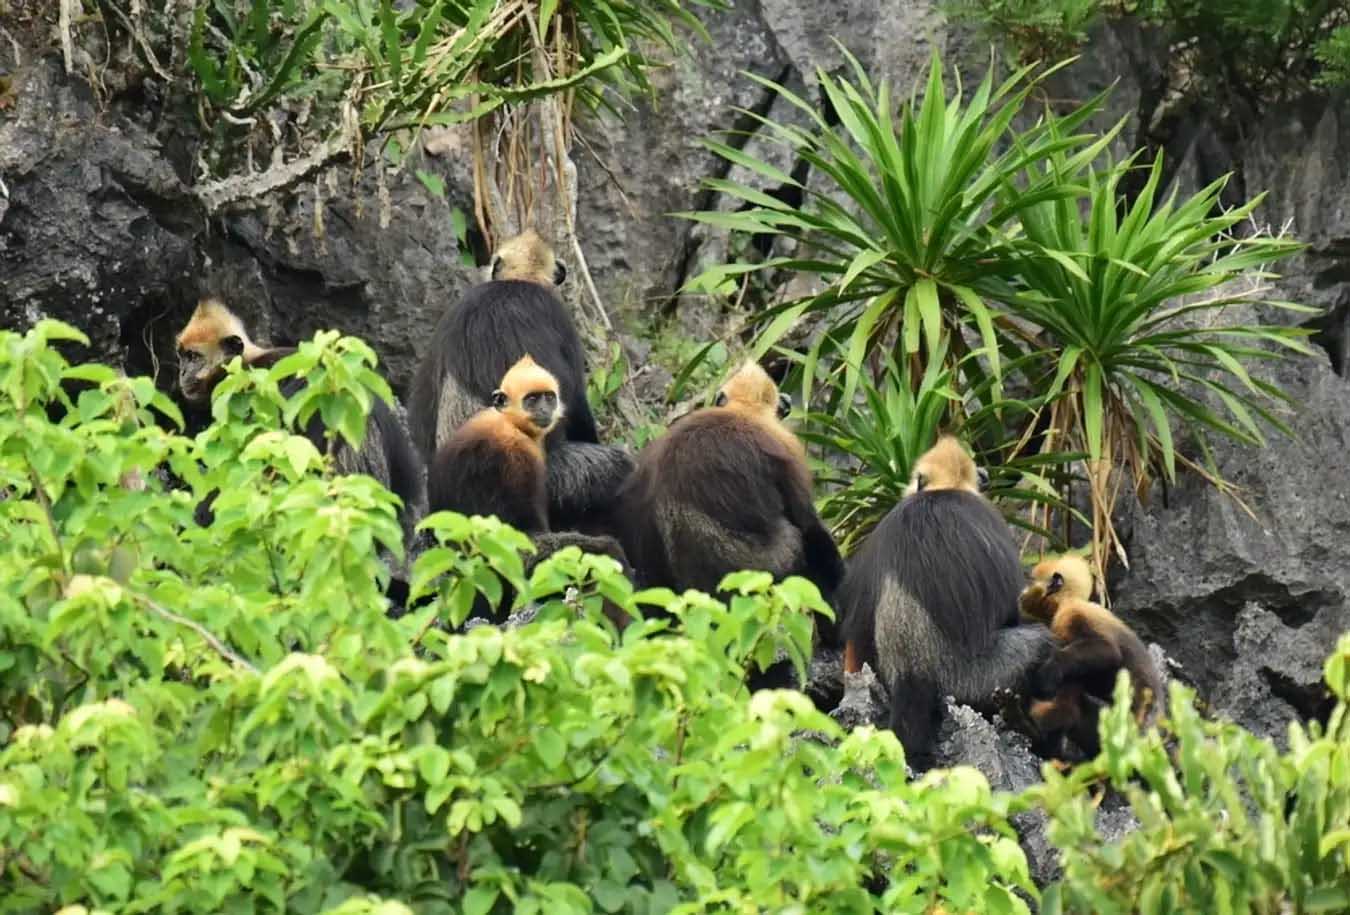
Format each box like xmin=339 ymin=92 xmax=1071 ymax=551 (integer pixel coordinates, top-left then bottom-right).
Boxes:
xmin=1016 ymin=554 xmax=1164 ymax=758
xmin=175 ymin=297 xmax=426 ymax=538
xmin=407 ymin=229 xmax=632 ymax=535
xmin=838 ymin=435 xmax=1053 ymax=770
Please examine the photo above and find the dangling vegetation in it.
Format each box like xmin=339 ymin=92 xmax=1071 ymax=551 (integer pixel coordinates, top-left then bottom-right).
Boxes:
xmin=2 ymin=322 xmax=1349 ymax=911
xmin=942 ymin=0 xmax=1350 ymax=95
xmin=684 ymin=51 xmax=1313 ymax=584
xmin=68 ymin=0 xmax=719 ymax=249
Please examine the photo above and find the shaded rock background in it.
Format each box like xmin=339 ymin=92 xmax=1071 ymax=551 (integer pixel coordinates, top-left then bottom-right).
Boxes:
xmin=2 ymin=0 xmax=1347 ymax=806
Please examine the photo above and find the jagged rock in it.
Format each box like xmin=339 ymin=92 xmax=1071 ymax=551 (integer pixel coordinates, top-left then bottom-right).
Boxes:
xmin=0 ymin=54 xmax=466 ymax=398
xmin=828 ymin=661 xmax=888 ymax=730
xmin=0 ymin=58 xmax=194 ymax=365
xmin=759 ymin=0 xmax=943 ymax=92
xmin=575 ymin=1 xmax=800 ymax=313
xmin=200 ymin=143 xmax=469 ymax=396
xmin=931 ymin=702 xmax=1057 ymax=886
xmin=934 ymin=702 xmax=1043 ymax=789
xmin=1113 ymin=351 xmax=1350 ymax=742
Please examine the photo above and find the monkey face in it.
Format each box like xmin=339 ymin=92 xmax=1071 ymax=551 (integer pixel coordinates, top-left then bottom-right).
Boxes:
xmin=493 ymin=387 xmax=561 ymax=437
xmin=521 ymin=389 xmax=561 ymax=433
xmin=177 ymin=336 xmax=244 ymax=404
xmin=177 ymin=345 xmax=216 ymax=404
xmin=1018 ymin=581 xmax=1055 ymax=621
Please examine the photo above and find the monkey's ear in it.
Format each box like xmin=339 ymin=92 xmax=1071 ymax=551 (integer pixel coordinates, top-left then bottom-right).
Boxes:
xmin=713 ymin=391 xmax=728 ymax=408
xmin=776 ymin=392 xmax=792 ymax=418
xmin=976 ymin=466 xmax=990 ymax=492
xmin=491 ymin=389 xmax=508 ymax=409
xmin=221 ymin=335 xmax=245 ymax=358
xmin=553 ymin=261 xmax=567 ymax=285
xmin=490 ymin=256 xmax=503 ymax=280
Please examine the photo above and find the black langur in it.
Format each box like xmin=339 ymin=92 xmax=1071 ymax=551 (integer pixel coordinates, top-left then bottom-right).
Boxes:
xmin=838 ymin=435 xmax=1053 ymax=770
xmin=406 ymin=229 xmax=631 ymax=532
xmin=616 ymin=360 xmax=845 ymax=640
xmin=428 ymin=355 xmax=632 ymax=624
xmin=1018 ymin=554 xmax=1164 ymax=758
xmin=174 ymin=298 xmax=426 ymax=539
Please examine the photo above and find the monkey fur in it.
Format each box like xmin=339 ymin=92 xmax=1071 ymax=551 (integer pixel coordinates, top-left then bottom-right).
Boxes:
xmin=616 ymin=361 xmax=845 ymax=642
xmin=427 ymin=355 xmax=633 ymax=625
xmin=175 ymin=298 xmax=426 ymax=540
xmin=1018 ymin=554 xmax=1164 ymax=757
xmin=427 ymin=354 xmax=561 ymax=535
xmin=839 ymin=435 xmax=1053 ymax=770
xmin=406 ymin=230 xmax=630 ymax=532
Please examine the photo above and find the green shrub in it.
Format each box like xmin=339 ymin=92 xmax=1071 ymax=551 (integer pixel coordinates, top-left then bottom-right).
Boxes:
xmin=2 ymin=322 xmax=1348 ymax=911
xmin=943 ymin=0 xmax=1350 ymax=94
xmin=0 ymin=321 xmax=1038 ymax=913
xmin=685 ymin=51 xmax=1310 ymax=581
xmin=1034 ymin=636 xmax=1350 ymax=913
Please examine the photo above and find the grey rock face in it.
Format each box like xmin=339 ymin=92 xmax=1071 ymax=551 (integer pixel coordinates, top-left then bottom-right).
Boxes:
xmin=1113 ymin=351 xmax=1350 ymax=741
xmin=0 ymin=56 xmax=466 ymax=397
xmin=827 ymin=661 xmax=888 ymax=730
xmin=574 ymin=0 xmax=798 ymax=313
xmin=203 ymin=148 xmax=468 ymax=396
xmin=932 ymin=701 xmax=1059 ymax=886
xmin=0 ymin=59 xmax=194 ymax=363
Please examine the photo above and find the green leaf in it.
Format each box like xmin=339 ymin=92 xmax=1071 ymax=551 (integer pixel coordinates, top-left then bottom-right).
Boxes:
xmin=535 ymin=728 xmax=566 ymax=770
xmin=463 ymin=886 xmax=500 ymax=915
xmin=416 ymin=169 xmax=446 ymax=199
xmin=1082 ymin=361 xmax=1103 ymax=461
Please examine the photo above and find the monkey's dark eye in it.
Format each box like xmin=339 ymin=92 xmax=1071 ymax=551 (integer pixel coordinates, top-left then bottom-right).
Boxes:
xmin=491 ymin=390 xmax=508 ymax=409
xmin=913 ymin=472 xmax=928 ymax=491
xmin=777 ymin=392 xmax=792 ymax=418
xmin=490 ymin=256 xmax=503 ymax=280
xmin=177 ymin=347 xmax=198 ymax=364
xmin=976 ymin=466 xmax=991 ymax=492
xmin=221 ymin=335 xmax=245 ymax=357
xmin=1049 ymin=572 xmax=1064 ymax=593
xmin=553 ymin=261 xmax=567 ymax=285
xmin=713 ymin=391 xmax=728 ymax=408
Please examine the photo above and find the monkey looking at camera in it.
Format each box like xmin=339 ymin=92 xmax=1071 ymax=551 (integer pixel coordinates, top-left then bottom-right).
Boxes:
xmin=1018 ymin=554 xmax=1163 ymax=757
xmin=427 ymin=355 xmax=633 ymax=624
xmin=616 ymin=360 xmax=845 ymax=643
xmin=838 ymin=435 xmax=1053 ymax=770
xmin=406 ymin=229 xmax=632 ymax=533
xmin=175 ymin=298 xmax=426 ymax=539
xmin=427 ymin=354 xmax=560 ymax=534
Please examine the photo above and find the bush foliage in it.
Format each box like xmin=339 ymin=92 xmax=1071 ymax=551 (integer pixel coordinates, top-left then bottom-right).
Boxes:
xmin=3 ymin=323 xmax=1349 ymax=912
xmin=685 ymin=52 xmax=1312 ymax=580
xmin=943 ymin=0 xmax=1350 ymax=94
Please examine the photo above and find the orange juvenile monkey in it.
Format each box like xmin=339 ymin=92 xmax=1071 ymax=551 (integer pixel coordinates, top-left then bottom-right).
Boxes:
xmin=1019 ymin=554 xmax=1164 ymax=757
xmin=427 ymin=354 xmax=563 ymax=535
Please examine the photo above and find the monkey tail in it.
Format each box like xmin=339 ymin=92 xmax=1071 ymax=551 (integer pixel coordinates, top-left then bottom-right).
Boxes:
xmin=371 ymin=400 xmax=428 ymax=534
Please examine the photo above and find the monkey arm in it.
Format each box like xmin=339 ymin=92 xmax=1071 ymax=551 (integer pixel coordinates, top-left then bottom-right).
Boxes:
xmin=774 ymin=459 xmax=846 ymax=595
xmin=1047 ymin=642 xmax=1123 ymax=685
